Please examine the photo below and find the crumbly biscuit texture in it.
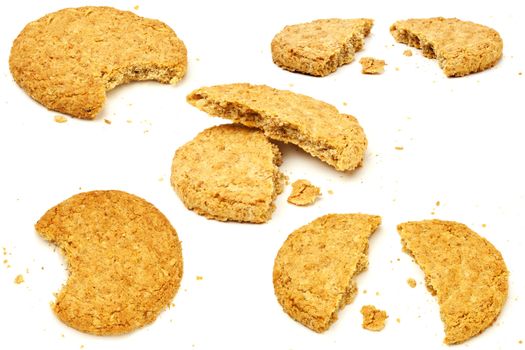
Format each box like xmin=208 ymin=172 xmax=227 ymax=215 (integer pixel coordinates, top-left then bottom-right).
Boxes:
xmin=397 ymin=220 xmax=508 ymax=344
xmin=273 ymin=214 xmax=381 ymax=332
xmin=390 ymin=18 xmax=502 ymax=77
xmin=361 ymin=305 xmax=388 ymax=331
xmin=171 ymin=124 xmax=286 ymax=223
xmin=35 ymin=190 xmax=184 ymax=335
xmin=10 ymin=6 xmax=187 ymax=119
xmin=359 ymin=57 xmax=385 ymax=74
xmin=272 ymin=18 xmax=373 ymax=76
xmin=288 ymin=179 xmax=320 ymax=206
xmin=187 ymin=83 xmax=367 ymax=172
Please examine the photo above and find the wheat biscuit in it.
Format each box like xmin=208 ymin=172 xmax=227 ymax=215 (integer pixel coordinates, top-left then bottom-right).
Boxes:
xmin=390 ymin=18 xmax=502 ymax=77
xmin=361 ymin=305 xmax=388 ymax=331
xmin=171 ymin=124 xmax=286 ymax=223
xmin=397 ymin=220 xmax=508 ymax=344
xmin=35 ymin=190 xmax=184 ymax=335
xmin=287 ymin=179 xmax=320 ymax=206
xmin=273 ymin=214 xmax=381 ymax=332
xmin=271 ymin=18 xmax=373 ymax=76
xmin=10 ymin=6 xmax=187 ymax=119
xmin=187 ymin=83 xmax=367 ymax=172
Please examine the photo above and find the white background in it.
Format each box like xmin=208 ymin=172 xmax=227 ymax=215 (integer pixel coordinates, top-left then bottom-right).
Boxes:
xmin=1 ymin=0 xmax=524 ymax=349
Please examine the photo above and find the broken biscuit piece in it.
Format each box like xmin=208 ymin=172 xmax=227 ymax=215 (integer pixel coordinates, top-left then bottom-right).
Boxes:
xmin=390 ymin=18 xmax=502 ymax=77
xmin=397 ymin=219 xmax=508 ymax=344
xmin=187 ymin=83 xmax=367 ymax=172
xmin=287 ymin=179 xmax=320 ymax=206
xmin=359 ymin=57 xmax=385 ymax=74
xmin=273 ymin=214 xmax=381 ymax=332
xmin=361 ymin=305 xmax=388 ymax=331
xmin=271 ymin=18 xmax=373 ymax=76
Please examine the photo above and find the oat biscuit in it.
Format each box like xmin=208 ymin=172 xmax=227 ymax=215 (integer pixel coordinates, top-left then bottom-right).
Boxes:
xmin=390 ymin=18 xmax=502 ymax=77
xmin=273 ymin=214 xmax=381 ymax=332
xmin=361 ymin=305 xmax=388 ymax=331
xmin=35 ymin=190 xmax=184 ymax=335
xmin=359 ymin=57 xmax=385 ymax=74
xmin=397 ymin=220 xmax=508 ymax=344
xmin=171 ymin=124 xmax=286 ymax=223
xmin=271 ymin=19 xmax=373 ymax=76
xmin=10 ymin=6 xmax=187 ymax=119
xmin=187 ymin=84 xmax=367 ymax=172
xmin=287 ymin=179 xmax=320 ymax=206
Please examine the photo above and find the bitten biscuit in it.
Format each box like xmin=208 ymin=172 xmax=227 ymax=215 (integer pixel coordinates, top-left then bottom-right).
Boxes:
xmin=9 ymin=6 xmax=187 ymax=119
xmin=287 ymin=179 xmax=320 ymax=206
xmin=271 ymin=18 xmax=373 ymax=76
xmin=390 ymin=18 xmax=502 ymax=77
xmin=171 ymin=124 xmax=286 ymax=223
xmin=35 ymin=190 xmax=184 ymax=335
xmin=273 ymin=214 xmax=381 ymax=332
xmin=187 ymin=84 xmax=367 ymax=172
xmin=397 ymin=220 xmax=508 ymax=344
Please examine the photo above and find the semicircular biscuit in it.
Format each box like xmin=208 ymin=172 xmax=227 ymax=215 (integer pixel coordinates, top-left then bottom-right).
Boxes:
xmin=390 ymin=18 xmax=502 ymax=77
xmin=171 ymin=124 xmax=286 ymax=223
xmin=9 ymin=6 xmax=187 ymax=119
xmin=35 ymin=190 xmax=184 ymax=335
xmin=187 ymin=83 xmax=368 ymax=172
xmin=273 ymin=214 xmax=381 ymax=332
xmin=397 ymin=219 xmax=508 ymax=344
xmin=271 ymin=18 xmax=373 ymax=77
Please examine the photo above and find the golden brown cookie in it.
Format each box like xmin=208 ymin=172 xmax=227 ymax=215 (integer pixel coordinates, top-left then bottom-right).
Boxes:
xmin=390 ymin=18 xmax=502 ymax=77
xmin=35 ymin=190 xmax=183 ymax=335
xmin=361 ymin=305 xmax=388 ymax=331
xmin=10 ymin=6 xmax=187 ymax=119
xmin=359 ymin=57 xmax=385 ymax=74
xmin=273 ymin=214 xmax=381 ymax=332
xmin=171 ymin=124 xmax=286 ymax=223
xmin=271 ymin=18 xmax=373 ymax=76
xmin=287 ymin=179 xmax=320 ymax=206
xmin=397 ymin=220 xmax=508 ymax=344
xmin=187 ymin=83 xmax=367 ymax=172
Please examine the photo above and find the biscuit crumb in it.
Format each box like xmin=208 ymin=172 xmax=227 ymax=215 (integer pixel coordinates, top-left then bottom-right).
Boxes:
xmin=158 ymin=176 xmax=164 ymax=182
xmin=436 ymin=201 xmax=441 ymax=206
xmin=395 ymin=67 xmax=400 ymax=71
xmin=359 ymin=57 xmax=385 ymax=74
xmin=103 ymin=119 xmax=112 ymax=125
xmin=361 ymin=305 xmax=388 ymax=331
xmin=482 ymin=224 xmax=487 ymax=228
xmin=196 ymin=276 xmax=203 ymax=281
xmin=328 ymin=189 xmax=334 ymax=195
xmin=407 ymin=278 xmax=416 ymax=288
xmin=133 ymin=5 xmax=139 ymax=10
xmin=396 ymin=317 xmax=401 ymax=323
xmin=287 ymin=179 xmax=321 ymax=206
xmin=519 ymin=72 xmax=522 ymax=76
xmin=403 ymin=49 xmax=413 ymax=56
xmin=54 ymin=115 xmax=67 ymax=123
xmin=14 ymin=274 xmax=24 ymax=284
xmin=395 ymin=146 xmax=404 ymax=150
xmin=363 ymin=289 xmax=368 ymax=294
xmin=342 ymin=101 xmax=348 ymax=106
xmin=519 ymin=339 xmax=523 ymax=344
xmin=375 ymin=291 xmax=380 ymax=296
xmin=126 ymin=119 xmax=133 ymax=123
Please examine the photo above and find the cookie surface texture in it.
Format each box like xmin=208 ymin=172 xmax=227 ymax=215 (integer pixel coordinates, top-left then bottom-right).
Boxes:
xmin=171 ymin=124 xmax=286 ymax=223
xmin=35 ymin=190 xmax=184 ymax=335
xmin=271 ymin=18 xmax=373 ymax=76
xmin=390 ymin=18 xmax=502 ymax=77
xmin=187 ymin=83 xmax=367 ymax=172
xmin=273 ymin=214 xmax=381 ymax=332
xmin=9 ymin=6 xmax=187 ymax=119
xmin=397 ymin=220 xmax=508 ymax=344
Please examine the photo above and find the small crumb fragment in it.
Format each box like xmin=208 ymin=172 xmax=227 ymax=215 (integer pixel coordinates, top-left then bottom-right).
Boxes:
xmin=375 ymin=291 xmax=380 ymax=296
xmin=361 ymin=305 xmax=388 ymax=331
xmin=482 ymin=224 xmax=487 ymax=228
xmin=103 ymin=119 xmax=112 ymax=125
xmin=363 ymin=289 xmax=367 ymax=294
xmin=158 ymin=176 xmax=164 ymax=182
xmin=519 ymin=339 xmax=523 ymax=344
xmin=287 ymin=179 xmax=321 ymax=206
xmin=196 ymin=275 xmax=203 ymax=281
xmin=126 ymin=119 xmax=133 ymax=123
xmin=519 ymin=72 xmax=522 ymax=76
xmin=395 ymin=146 xmax=404 ymax=151
xmin=133 ymin=5 xmax=139 ymax=10
xmin=14 ymin=274 xmax=24 ymax=284
xmin=395 ymin=67 xmax=400 ymax=71
xmin=435 ymin=200 xmax=440 ymax=206
xmin=396 ymin=317 xmax=400 ymax=323
xmin=359 ymin=57 xmax=385 ymax=74
xmin=407 ymin=278 xmax=416 ymax=288
xmin=403 ymin=49 xmax=413 ymax=57
xmin=195 ymin=57 xmax=200 ymax=62
xmin=327 ymin=189 xmax=334 ymax=195
xmin=342 ymin=101 xmax=348 ymax=106
xmin=288 ymin=83 xmax=294 ymax=87
xmin=54 ymin=115 xmax=67 ymax=123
